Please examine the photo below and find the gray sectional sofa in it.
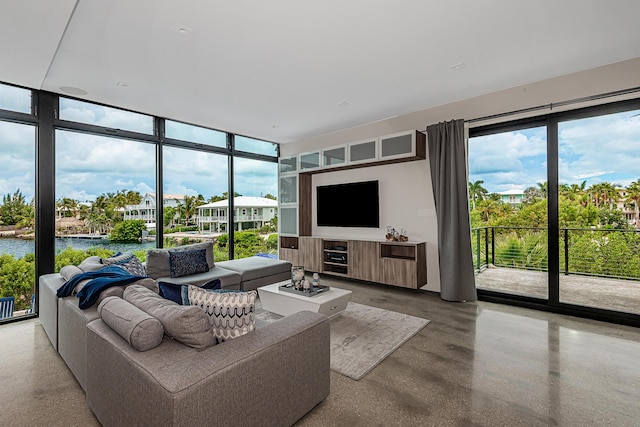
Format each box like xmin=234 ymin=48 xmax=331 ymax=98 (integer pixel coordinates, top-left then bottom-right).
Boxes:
xmin=39 ymin=243 xmax=330 ymax=426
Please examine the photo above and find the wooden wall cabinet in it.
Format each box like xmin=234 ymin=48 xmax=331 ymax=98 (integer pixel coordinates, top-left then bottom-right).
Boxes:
xmin=379 ymin=242 xmax=427 ymax=289
xmin=280 ymin=236 xmax=426 ymax=289
xmin=349 ymin=240 xmax=379 ymax=282
xmin=300 ymin=236 xmax=323 ymax=272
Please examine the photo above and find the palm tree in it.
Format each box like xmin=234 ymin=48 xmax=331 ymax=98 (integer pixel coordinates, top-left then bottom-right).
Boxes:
xmin=58 ymin=197 xmax=78 ymax=218
xmin=625 ymin=179 xmax=640 ymax=229
xmin=178 ymin=195 xmax=201 ymax=226
xmin=468 ymin=180 xmax=488 ymax=210
xmin=536 ymin=181 xmax=548 ymax=198
xmin=476 ymin=198 xmax=501 ymax=223
xmin=589 ymin=182 xmax=617 ymax=208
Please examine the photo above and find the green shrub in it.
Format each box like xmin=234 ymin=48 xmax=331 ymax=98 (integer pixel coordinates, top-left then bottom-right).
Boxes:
xmin=266 ymin=233 xmax=278 ymax=251
xmin=109 ymin=220 xmax=147 ymax=242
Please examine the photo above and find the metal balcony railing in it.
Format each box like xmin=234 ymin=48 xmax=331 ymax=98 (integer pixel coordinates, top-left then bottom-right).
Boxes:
xmin=472 ymin=226 xmax=640 ymax=281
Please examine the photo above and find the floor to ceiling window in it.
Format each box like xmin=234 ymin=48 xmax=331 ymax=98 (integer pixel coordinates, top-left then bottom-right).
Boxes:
xmin=0 ymin=81 xmax=280 ymax=321
xmin=0 ymin=83 xmax=36 ymax=321
xmin=469 ymin=99 xmax=640 ymax=325
xmin=232 ymin=136 xmax=279 ymax=259
xmin=162 ymin=144 xmax=229 ymax=260
xmin=55 ymin=129 xmax=157 ymax=257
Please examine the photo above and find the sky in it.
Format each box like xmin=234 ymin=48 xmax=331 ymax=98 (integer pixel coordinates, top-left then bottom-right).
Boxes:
xmin=2 ymin=84 xmax=639 ymax=201
xmin=469 ymin=109 xmax=640 ymax=194
xmin=0 ymin=86 xmax=278 ymax=203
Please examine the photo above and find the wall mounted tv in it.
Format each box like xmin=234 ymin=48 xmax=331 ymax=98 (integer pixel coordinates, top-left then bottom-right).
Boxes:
xmin=316 ymin=180 xmax=379 ymax=228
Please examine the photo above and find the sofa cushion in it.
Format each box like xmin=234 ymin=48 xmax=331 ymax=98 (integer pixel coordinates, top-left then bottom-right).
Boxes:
xmin=95 ymin=277 xmax=159 ymax=305
xmin=169 ymin=249 xmax=209 ymax=278
xmin=60 ymin=265 xmax=82 ymax=281
xmin=186 ymin=285 xmax=256 ymax=342
xmin=102 ymin=253 xmax=147 ymax=277
xmin=158 ymin=279 xmax=221 ymax=304
xmin=216 ymin=256 xmax=291 ymax=282
xmin=123 ymin=285 xmax=215 ymax=349
xmin=145 ymin=242 xmax=215 ymax=279
xmin=97 ymin=296 xmax=164 ymax=351
xmin=79 ymin=256 xmax=104 ymax=273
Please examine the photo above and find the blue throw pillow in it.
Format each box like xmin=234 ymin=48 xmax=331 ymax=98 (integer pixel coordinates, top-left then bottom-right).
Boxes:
xmin=159 ymin=279 xmax=221 ymax=304
xmin=168 ymin=249 xmax=209 ymax=278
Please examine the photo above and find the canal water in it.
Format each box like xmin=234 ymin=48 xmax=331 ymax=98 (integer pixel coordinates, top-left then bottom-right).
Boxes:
xmin=0 ymin=237 xmax=157 ymax=259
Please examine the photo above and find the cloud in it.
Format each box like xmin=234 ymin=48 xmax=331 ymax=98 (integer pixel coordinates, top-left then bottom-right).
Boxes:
xmin=469 ymin=127 xmax=546 ymax=192
xmin=0 ymin=84 xmax=31 ymax=113
xmin=60 ymin=99 xmax=152 ymax=134
xmin=1 ymin=97 xmax=278 ymax=206
xmin=471 ymin=109 xmax=640 ymax=192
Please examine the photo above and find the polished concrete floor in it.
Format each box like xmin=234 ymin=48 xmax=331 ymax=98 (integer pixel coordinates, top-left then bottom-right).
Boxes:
xmin=2 ymin=276 xmax=640 ymax=426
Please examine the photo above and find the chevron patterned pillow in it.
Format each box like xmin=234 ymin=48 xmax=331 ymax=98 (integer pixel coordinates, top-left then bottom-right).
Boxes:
xmin=186 ymin=285 xmax=256 ymax=342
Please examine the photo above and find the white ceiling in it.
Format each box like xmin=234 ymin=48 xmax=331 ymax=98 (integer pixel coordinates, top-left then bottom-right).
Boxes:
xmin=2 ymin=0 xmax=640 ymax=144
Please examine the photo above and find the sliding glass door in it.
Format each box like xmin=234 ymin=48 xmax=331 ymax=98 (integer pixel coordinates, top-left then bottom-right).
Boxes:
xmin=469 ymin=123 xmax=548 ymax=300
xmin=470 ymin=99 xmax=640 ymax=324
xmin=557 ymin=108 xmax=640 ymax=315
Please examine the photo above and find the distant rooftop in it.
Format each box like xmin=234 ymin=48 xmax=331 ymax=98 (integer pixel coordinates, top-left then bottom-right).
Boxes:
xmin=199 ymin=196 xmax=277 ymax=209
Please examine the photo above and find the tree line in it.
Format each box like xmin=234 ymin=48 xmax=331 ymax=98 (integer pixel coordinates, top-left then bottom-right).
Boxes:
xmin=0 ymin=189 xmax=277 ymax=235
xmin=469 ymin=179 xmax=640 ymax=230
xmin=469 ymin=179 xmax=640 ymax=279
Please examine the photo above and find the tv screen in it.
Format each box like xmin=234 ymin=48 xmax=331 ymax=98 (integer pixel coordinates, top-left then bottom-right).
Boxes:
xmin=316 ymin=180 xmax=379 ymax=228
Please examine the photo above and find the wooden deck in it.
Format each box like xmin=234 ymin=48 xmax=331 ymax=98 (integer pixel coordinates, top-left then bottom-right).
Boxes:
xmin=475 ymin=266 xmax=640 ymax=315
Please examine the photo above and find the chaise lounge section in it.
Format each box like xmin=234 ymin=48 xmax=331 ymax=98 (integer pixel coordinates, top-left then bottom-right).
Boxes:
xmin=144 ymin=241 xmax=292 ymax=290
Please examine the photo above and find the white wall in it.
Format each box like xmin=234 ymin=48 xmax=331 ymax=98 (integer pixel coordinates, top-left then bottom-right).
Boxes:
xmin=281 ymin=57 xmax=640 ymax=295
xmin=311 ymin=161 xmax=440 ymax=292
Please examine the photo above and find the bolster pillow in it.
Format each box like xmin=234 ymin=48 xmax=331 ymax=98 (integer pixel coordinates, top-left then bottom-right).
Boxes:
xmin=97 ymin=296 xmax=164 ymax=352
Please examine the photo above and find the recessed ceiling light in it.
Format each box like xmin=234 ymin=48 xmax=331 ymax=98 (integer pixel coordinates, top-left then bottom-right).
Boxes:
xmin=175 ymin=24 xmax=194 ymax=36
xmin=116 ymin=81 xmax=130 ymax=88
xmin=59 ymin=86 xmax=88 ymax=96
xmin=449 ymin=62 xmax=466 ymax=71
xmin=338 ymin=101 xmax=350 ymax=107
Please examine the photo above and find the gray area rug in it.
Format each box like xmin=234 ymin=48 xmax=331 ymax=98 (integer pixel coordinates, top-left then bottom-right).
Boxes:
xmin=255 ymin=301 xmax=430 ymax=380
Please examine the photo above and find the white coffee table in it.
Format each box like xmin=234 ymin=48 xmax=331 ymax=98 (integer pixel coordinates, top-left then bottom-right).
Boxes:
xmin=258 ymin=281 xmax=352 ymax=318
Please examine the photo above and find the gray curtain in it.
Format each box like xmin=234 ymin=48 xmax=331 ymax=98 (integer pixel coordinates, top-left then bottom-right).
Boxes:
xmin=427 ymin=119 xmax=477 ymax=302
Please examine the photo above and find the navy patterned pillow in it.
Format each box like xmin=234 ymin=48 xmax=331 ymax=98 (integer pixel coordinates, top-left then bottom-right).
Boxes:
xmin=102 ymin=253 xmax=147 ymax=277
xmin=169 ymin=249 xmax=209 ymax=278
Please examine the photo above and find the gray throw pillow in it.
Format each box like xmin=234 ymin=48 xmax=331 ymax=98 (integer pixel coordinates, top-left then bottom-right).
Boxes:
xmin=60 ymin=265 xmax=82 ymax=281
xmin=145 ymin=249 xmax=171 ymax=279
xmin=123 ymin=285 xmax=215 ymax=350
xmin=98 ymin=296 xmax=164 ymax=352
xmin=78 ymin=256 xmax=104 ymax=273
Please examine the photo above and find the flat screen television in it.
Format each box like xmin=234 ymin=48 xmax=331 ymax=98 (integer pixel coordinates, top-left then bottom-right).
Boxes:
xmin=316 ymin=180 xmax=379 ymax=228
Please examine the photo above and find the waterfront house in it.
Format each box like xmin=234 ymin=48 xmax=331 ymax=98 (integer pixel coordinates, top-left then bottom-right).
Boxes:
xmin=197 ymin=197 xmax=277 ymax=232
xmin=123 ymin=193 xmax=185 ymax=227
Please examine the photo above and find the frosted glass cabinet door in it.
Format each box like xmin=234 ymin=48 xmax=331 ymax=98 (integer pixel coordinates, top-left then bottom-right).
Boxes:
xmin=279 ymin=206 xmax=298 ymax=235
xmin=379 ymin=131 xmax=416 ymax=160
xmin=279 ymin=156 xmax=297 ymax=174
xmin=299 ymin=151 xmax=321 ymax=171
xmin=348 ymin=139 xmax=378 ymax=164
xmin=322 ymin=146 xmax=346 ymax=168
xmin=279 ymin=175 xmax=298 ymax=204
